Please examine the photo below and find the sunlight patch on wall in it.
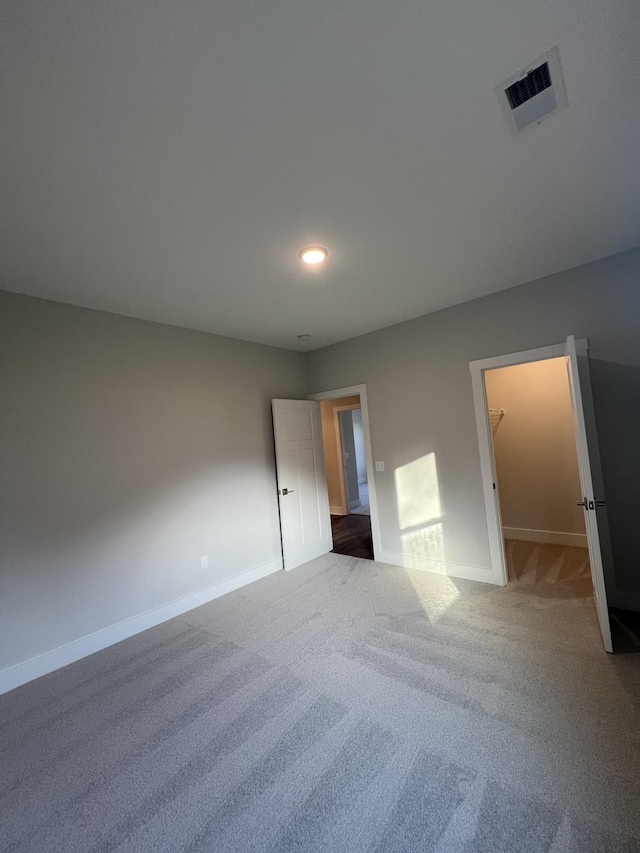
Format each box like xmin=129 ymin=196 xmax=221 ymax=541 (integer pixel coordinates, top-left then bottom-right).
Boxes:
xmin=395 ymin=453 xmax=441 ymax=531
xmin=401 ymin=521 xmax=445 ymax=563
xmin=391 ymin=452 xmax=460 ymax=616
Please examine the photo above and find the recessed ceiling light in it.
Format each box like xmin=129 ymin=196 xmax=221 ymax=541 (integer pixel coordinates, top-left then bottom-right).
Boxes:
xmin=299 ymin=246 xmax=327 ymax=265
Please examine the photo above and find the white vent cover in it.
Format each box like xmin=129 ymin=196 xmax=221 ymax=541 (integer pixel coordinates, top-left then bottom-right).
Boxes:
xmin=496 ymin=47 xmax=567 ymax=133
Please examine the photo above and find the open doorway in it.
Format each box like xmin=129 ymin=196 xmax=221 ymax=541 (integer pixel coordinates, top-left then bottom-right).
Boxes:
xmin=470 ymin=337 xmax=614 ymax=652
xmin=308 ymin=384 xmax=381 ymax=562
xmin=319 ymin=394 xmax=373 ymax=559
xmin=271 ymin=384 xmax=380 ymax=573
xmin=484 ymin=357 xmax=591 ymax=594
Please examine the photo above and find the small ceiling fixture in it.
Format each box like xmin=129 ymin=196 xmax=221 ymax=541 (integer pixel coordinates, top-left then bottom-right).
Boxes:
xmin=298 ymin=334 xmax=311 ymax=341
xmin=299 ymin=246 xmax=327 ymax=265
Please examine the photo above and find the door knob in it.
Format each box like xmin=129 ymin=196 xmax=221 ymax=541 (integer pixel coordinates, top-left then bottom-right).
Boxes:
xmin=576 ymin=498 xmax=588 ymax=508
xmin=279 ymin=488 xmax=295 ymax=496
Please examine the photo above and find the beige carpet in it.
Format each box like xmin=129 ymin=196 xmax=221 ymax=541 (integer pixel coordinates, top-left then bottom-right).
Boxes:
xmin=505 ymin=539 xmax=593 ymax=598
xmin=1 ymin=552 xmax=638 ymax=852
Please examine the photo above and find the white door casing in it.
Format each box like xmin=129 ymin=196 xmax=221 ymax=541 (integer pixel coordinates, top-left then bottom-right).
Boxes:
xmin=470 ymin=338 xmax=614 ymax=652
xmin=272 ymin=399 xmax=332 ymax=571
xmin=565 ymin=336 xmax=613 ymax=652
xmin=308 ymin=384 xmax=382 ymax=561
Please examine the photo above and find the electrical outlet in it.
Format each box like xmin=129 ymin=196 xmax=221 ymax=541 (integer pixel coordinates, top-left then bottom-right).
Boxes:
xmin=200 ymin=555 xmax=209 ymax=569
xmin=375 ymin=461 xmax=385 ymax=472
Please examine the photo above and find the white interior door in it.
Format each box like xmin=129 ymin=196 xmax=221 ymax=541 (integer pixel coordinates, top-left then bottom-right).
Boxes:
xmin=565 ymin=336 xmax=613 ymax=652
xmin=272 ymin=399 xmax=332 ymax=571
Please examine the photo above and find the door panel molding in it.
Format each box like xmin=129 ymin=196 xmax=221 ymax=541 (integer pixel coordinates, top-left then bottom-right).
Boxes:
xmin=272 ymin=399 xmax=332 ymax=570
xmin=565 ymin=335 xmax=613 ymax=651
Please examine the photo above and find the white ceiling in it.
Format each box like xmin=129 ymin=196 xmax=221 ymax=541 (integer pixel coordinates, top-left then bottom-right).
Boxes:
xmin=2 ymin=0 xmax=639 ymax=351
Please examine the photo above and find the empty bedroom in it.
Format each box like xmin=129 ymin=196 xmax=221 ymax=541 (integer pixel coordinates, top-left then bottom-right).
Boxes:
xmin=1 ymin=0 xmax=639 ymax=851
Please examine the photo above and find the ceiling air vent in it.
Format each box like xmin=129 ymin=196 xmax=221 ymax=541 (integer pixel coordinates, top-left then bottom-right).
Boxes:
xmin=496 ymin=47 xmax=567 ymax=134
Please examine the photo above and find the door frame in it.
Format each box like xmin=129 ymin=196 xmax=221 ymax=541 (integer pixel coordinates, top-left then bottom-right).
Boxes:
xmin=469 ymin=340 xmax=572 ymax=586
xmin=308 ymin=384 xmax=381 ymax=561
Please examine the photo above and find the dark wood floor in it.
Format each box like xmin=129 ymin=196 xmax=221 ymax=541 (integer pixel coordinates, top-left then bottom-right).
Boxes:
xmin=331 ymin=514 xmax=374 ymax=560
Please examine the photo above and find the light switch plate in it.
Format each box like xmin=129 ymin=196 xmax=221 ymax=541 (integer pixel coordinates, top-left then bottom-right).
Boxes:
xmin=200 ymin=555 xmax=209 ymax=569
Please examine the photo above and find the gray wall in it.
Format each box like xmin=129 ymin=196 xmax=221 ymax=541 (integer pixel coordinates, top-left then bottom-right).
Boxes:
xmin=307 ymin=249 xmax=640 ymax=610
xmin=0 ymin=291 xmax=307 ymax=670
xmin=2 ymin=247 xmax=639 ymax=677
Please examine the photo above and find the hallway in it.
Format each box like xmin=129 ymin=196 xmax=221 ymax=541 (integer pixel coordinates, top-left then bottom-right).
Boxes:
xmin=351 ymin=481 xmax=370 ymax=516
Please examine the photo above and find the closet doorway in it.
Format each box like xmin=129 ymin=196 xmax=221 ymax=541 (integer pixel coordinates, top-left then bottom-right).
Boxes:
xmin=485 ymin=357 xmax=590 ymax=589
xmin=470 ymin=337 xmax=614 ymax=651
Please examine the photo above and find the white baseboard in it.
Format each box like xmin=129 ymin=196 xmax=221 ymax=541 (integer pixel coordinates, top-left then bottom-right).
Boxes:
xmin=503 ymin=527 xmax=588 ymax=548
xmin=349 ymin=499 xmax=361 ymax=509
xmin=0 ymin=557 xmax=283 ymax=697
xmin=330 ymin=505 xmax=346 ymax=515
xmin=377 ymin=549 xmax=497 ymax=585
